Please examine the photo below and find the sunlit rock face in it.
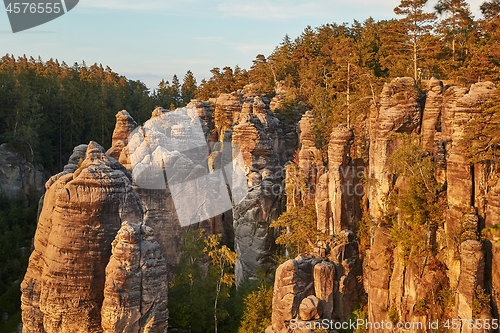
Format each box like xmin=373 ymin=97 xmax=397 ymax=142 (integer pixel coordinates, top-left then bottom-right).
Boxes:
xmin=268 ymin=78 xmax=500 ymax=333
xmin=101 ymin=221 xmax=168 ymax=333
xmin=20 ymin=142 xmax=168 ymax=333
xmin=228 ymin=89 xmax=287 ymax=285
xmin=364 ymin=78 xmax=498 ymax=332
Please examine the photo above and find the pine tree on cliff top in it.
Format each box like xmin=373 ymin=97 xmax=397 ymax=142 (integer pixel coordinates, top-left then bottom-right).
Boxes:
xmin=181 ymin=70 xmax=197 ymax=105
xmin=394 ymin=0 xmax=436 ymax=81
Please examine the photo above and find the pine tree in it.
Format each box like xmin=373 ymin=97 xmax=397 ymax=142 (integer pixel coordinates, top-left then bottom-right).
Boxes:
xmin=434 ymin=0 xmax=474 ymax=63
xmin=481 ymin=0 xmax=500 ymax=20
xmin=181 ymin=70 xmax=197 ymax=105
xmin=170 ymin=74 xmax=181 ymax=109
xmin=394 ymin=0 xmax=436 ymax=81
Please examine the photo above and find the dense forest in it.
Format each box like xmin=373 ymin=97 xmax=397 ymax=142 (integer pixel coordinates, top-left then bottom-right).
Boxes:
xmin=2 ymin=0 xmax=500 ymax=331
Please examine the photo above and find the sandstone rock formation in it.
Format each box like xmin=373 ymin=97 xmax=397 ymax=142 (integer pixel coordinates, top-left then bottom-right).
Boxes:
xmin=101 ymin=221 xmax=168 ymax=333
xmin=367 ymin=77 xmax=422 ymax=221
xmin=0 ymin=143 xmax=45 ymax=199
xmin=268 ymin=77 xmax=499 ymax=333
xmin=124 ymin=106 xmax=233 ymax=277
xmin=22 ymin=77 xmax=500 ymax=333
xmin=106 ymin=110 xmax=138 ymax=164
xmin=268 ymin=243 xmax=362 ymax=333
xmin=229 ymin=90 xmax=286 ymax=285
xmin=20 ymin=142 xmax=168 ymax=333
xmin=363 ymin=78 xmax=498 ymax=332
xmin=316 ymin=126 xmax=363 ymax=235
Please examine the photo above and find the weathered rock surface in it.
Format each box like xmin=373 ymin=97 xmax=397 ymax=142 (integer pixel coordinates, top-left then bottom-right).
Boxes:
xmin=20 ymin=142 xmax=168 ymax=333
xmin=316 ymin=126 xmax=363 ymax=235
xmin=101 ymin=221 xmax=168 ymax=333
xmin=106 ymin=110 xmax=138 ymax=164
xmin=363 ymin=78 xmax=498 ymax=332
xmin=231 ymin=89 xmax=286 ymax=284
xmin=269 ymin=248 xmax=361 ymax=333
xmin=368 ymin=77 xmax=422 ymax=221
xmin=0 ymin=143 xmax=45 ymax=198
xmin=456 ymin=241 xmax=486 ymax=325
xmin=125 ymin=106 xmax=232 ymax=277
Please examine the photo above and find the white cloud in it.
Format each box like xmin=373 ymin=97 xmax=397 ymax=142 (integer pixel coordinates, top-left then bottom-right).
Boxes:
xmin=233 ymin=43 xmax=275 ymax=54
xmin=216 ymin=0 xmax=411 ymax=20
xmin=217 ymin=0 xmax=338 ymax=20
xmin=192 ymin=36 xmax=225 ymax=41
xmin=79 ymin=0 xmax=207 ymax=12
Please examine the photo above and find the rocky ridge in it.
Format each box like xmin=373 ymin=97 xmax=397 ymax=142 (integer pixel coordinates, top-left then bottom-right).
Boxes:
xmin=268 ymin=78 xmax=500 ymax=333
xmin=21 ymin=78 xmax=500 ymax=333
xmin=20 ymin=142 xmax=167 ymax=333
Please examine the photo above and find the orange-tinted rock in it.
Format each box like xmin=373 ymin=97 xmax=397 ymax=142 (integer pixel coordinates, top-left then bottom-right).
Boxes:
xmin=20 ymin=142 xmax=168 ymax=333
xmin=106 ymin=110 xmax=138 ymax=162
xmin=101 ymin=221 xmax=168 ymax=333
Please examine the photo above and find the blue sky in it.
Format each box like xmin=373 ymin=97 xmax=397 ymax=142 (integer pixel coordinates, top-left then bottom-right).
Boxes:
xmin=0 ymin=0 xmax=485 ymax=90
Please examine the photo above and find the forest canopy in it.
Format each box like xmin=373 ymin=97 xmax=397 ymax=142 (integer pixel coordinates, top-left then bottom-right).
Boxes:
xmin=1 ymin=0 xmax=500 ymax=171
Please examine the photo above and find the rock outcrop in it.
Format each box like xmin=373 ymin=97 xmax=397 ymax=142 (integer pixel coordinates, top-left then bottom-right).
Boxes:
xmin=101 ymin=221 xmax=168 ymax=333
xmin=363 ymin=78 xmax=498 ymax=332
xmin=124 ymin=106 xmax=233 ymax=277
xmin=367 ymin=77 xmax=422 ymax=221
xmin=316 ymin=126 xmax=363 ymax=235
xmin=229 ymin=90 xmax=286 ymax=285
xmin=268 ymin=77 xmax=499 ymax=333
xmin=268 ymin=239 xmax=362 ymax=333
xmin=20 ymin=142 xmax=168 ymax=333
xmin=22 ymin=77 xmax=500 ymax=333
xmin=106 ymin=110 xmax=138 ymax=164
xmin=0 ymin=143 xmax=45 ymax=198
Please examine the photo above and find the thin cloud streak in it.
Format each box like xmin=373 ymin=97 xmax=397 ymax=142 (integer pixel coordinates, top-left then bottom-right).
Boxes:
xmin=216 ymin=0 xmax=398 ymax=20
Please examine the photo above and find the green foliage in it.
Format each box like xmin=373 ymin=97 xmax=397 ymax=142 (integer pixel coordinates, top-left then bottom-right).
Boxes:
xmin=414 ymin=298 xmax=428 ymax=315
xmin=196 ymin=66 xmax=248 ymax=100
xmin=271 ymin=205 xmax=326 ymax=257
xmin=204 ymin=234 xmax=237 ymax=333
xmin=212 ymin=107 xmax=232 ymax=137
xmin=387 ymin=134 xmax=445 ymax=263
xmin=388 ymin=305 xmax=400 ymax=323
xmin=168 ymin=230 xmax=215 ymax=333
xmin=169 ymin=230 xmax=239 ymax=333
xmin=0 ymin=191 xmax=41 ymax=329
xmin=0 ymin=55 xmax=156 ymax=171
xmin=473 ymin=286 xmax=491 ymax=318
xmin=272 ymin=96 xmax=305 ymax=130
xmin=481 ymin=0 xmax=500 ymax=20
xmin=181 ymin=70 xmax=198 ymax=105
xmin=237 ymin=285 xmax=273 ymax=333
xmin=461 ymin=87 xmax=500 ymax=163
xmin=394 ymin=0 xmax=437 ymax=81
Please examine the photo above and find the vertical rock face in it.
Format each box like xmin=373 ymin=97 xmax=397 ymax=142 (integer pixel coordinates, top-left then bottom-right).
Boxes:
xmin=421 ymin=78 xmax=444 ymax=151
xmin=269 ymin=245 xmax=362 ymax=333
xmin=231 ymin=89 xmax=286 ymax=284
xmin=0 ymin=143 xmax=45 ymax=198
xmin=446 ymin=82 xmax=496 ymax=232
xmin=362 ymin=78 xmax=499 ymax=332
xmin=368 ymin=77 xmax=422 ymax=221
xmin=314 ymin=123 xmax=363 ymax=246
xmin=126 ymin=106 xmax=232 ymax=278
xmin=101 ymin=221 xmax=168 ymax=333
xmin=21 ymin=142 xmax=168 ymax=333
xmin=297 ymin=111 xmax=323 ymax=181
xmin=319 ymin=127 xmax=363 ymax=234
xmin=260 ymin=77 xmax=498 ymax=332
xmin=270 ymin=257 xmax=323 ymax=333
xmin=106 ymin=110 xmax=138 ymax=163
xmin=456 ymin=241 xmax=486 ymax=325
